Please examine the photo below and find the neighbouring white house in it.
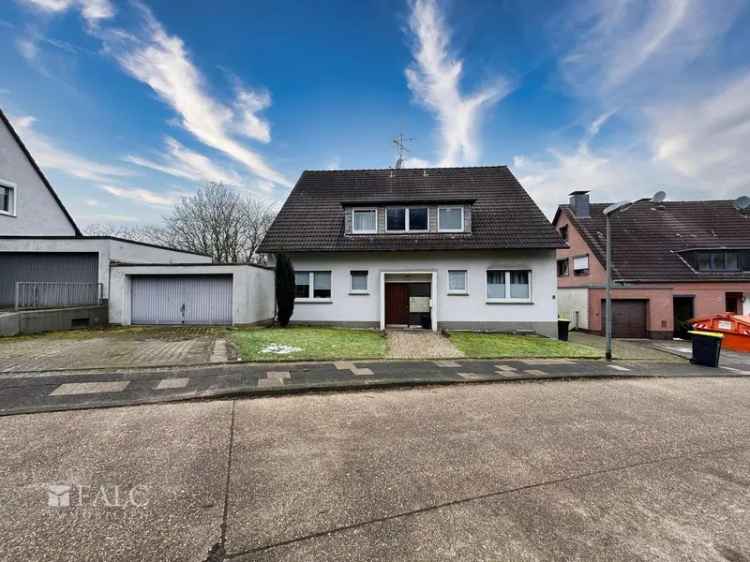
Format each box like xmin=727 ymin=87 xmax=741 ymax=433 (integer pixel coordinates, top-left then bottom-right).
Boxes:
xmin=0 ymin=108 xmax=273 ymax=333
xmin=258 ymin=166 xmax=566 ymax=336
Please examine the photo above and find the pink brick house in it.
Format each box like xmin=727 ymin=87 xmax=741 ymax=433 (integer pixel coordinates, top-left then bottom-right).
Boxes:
xmin=553 ymin=191 xmax=750 ymax=339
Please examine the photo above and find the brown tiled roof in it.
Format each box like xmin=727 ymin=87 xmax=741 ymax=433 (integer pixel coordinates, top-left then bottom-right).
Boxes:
xmin=259 ymin=166 xmax=565 ymax=253
xmin=557 ymin=200 xmax=750 ymax=282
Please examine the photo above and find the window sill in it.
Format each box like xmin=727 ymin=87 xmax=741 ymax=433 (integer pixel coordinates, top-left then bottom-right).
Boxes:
xmin=486 ymin=299 xmax=533 ymax=305
xmin=351 ymin=231 xmax=377 ymax=235
xmin=348 ymin=291 xmax=370 ymax=295
xmin=447 ymin=291 xmax=469 ymax=296
xmin=0 ymin=211 xmax=16 ymax=218
xmin=295 ymin=298 xmax=333 ymax=304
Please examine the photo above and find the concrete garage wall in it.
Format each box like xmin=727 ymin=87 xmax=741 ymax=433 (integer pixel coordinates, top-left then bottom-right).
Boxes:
xmin=288 ymin=250 xmax=558 ymax=337
xmin=0 ymin=237 xmax=211 ymax=297
xmin=557 ymin=287 xmax=588 ymax=330
xmin=0 ymin=305 xmax=107 ymax=336
xmin=109 ymin=264 xmax=275 ymax=326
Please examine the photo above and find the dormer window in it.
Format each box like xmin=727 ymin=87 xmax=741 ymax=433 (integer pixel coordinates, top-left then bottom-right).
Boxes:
xmin=352 ymin=208 xmax=377 ymax=233
xmin=386 ymin=207 xmax=428 ymax=232
xmin=438 ymin=207 xmax=464 ymax=232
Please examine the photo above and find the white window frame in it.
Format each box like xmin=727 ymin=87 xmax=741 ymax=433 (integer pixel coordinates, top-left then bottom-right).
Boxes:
xmin=447 ymin=270 xmax=468 ymax=295
xmin=385 ymin=207 xmax=429 ymax=232
xmin=351 ymin=208 xmax=378 ymax=234
xmin=295 ymin=270 xmax=333 ymax=302
xmin=0 ymin=179 xmax=17 ymax=217
xmin=349 ymin=270 xmax=369 ymax=294
xmin=438 ymin=206 xmax=464 ymax=232
xmin=485 ymin=268 xmax=532 ymax=303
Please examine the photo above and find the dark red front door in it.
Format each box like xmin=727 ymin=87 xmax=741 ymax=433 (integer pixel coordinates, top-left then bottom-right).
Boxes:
xmin=386 ymin=283 xmax=409 ymax=325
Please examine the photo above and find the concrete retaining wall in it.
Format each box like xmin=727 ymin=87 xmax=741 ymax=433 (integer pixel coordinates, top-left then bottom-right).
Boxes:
xmin=0 ymin=305 xmax=108 ymax=336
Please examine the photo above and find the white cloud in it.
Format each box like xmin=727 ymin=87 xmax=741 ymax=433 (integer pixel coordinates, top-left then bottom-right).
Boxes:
xmin=21 ymin=0 xmax=115 ymax=26
xmin=560 ymin=0 xmax=741 ymax=99
xmin=101 ymin=185 xmax=182 ymax=207
xmin=650 ymin=71 xmax=750 ymax=196
xmin=11 ymin=115 xmax=133 ymax=183
xmin=405 ymin=0 xmax=511 ymax=166
xmin=100 ymin=4 xmax=287 ymax=186
xmin=16 ymin=38 xmax=39 ymax=61
xmin=125 ymin=137 xmax=243 ymax=186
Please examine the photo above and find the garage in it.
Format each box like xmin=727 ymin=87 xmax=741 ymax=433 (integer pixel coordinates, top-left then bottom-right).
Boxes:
xmin=131 ymin=275 xmax=233 ymax=325
xmin=0 ymin=252 xmax=98 ymax=307
xmin=601 ymin=299 xmax=648 ymax=338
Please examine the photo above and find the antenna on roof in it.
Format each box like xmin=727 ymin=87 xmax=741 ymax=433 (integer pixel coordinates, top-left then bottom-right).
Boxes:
xmin=393 ymin=133 xmax=413 ymax=169
xmin=735 ymin=195 xmax=750 ymax=214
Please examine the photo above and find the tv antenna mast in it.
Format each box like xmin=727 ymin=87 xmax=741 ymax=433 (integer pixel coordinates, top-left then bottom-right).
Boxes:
xmin=393 ymin=133 xmax=413 ymax=169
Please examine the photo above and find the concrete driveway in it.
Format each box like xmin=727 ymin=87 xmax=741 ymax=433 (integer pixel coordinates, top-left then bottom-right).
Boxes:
xmin=0 ymin=327 xmax=232 ymax=372
xmin=2 ymin=377 xmax=750 ymax=561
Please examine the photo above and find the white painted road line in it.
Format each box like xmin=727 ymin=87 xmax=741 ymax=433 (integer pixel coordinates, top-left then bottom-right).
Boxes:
xmin=333 ymin=361 xmax=373 ymax=376
xmin=258 ymin=371 xmax=291 ymax=387
xmin=495 ymin=365 xmax=517 ymax=372
xmin=435 ymin=360 xmax=461 ymax=368
xmin=608 ymin=365 xmax=631 ymax=372
xmin=523 ymin=369 xmax=547 ymax=376
xmin=50 ymin=381 xmax=130 ymax=396
xmin=156 ymin=378 xmax=190 ymax=390
xmin=457 ymin=372 xmax=487 ymax=380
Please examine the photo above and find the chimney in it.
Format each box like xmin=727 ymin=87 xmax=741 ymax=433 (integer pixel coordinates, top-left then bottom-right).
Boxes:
xmin=569 ymin=190 xmax=590 ymax=218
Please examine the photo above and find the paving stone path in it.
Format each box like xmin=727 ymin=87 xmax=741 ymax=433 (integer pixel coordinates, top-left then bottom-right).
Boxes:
xmin=385 ymin=330 xmax=464 ymax=359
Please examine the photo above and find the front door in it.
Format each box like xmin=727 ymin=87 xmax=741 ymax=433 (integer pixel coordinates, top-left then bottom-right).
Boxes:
xmin=673 ymin=296 xmax=694 ymax=339
xmin=385 ymin=283 xmax=409 ymax=325
xmin=726 ymin=292 xmax=743 ymax=314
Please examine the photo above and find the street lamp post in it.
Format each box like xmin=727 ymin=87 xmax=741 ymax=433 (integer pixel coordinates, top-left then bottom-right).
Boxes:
xmin=603 ymin=191 xmax=666 ymax=361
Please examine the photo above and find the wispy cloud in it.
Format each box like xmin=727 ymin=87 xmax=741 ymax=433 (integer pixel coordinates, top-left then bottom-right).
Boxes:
xmin=20 ymin=0 xmax=115 ymax=26
xmin=15 ymin=37 xmax=39 ymax=61
xmin=101 ymin=184 xmax=183 ymax=207
xmin=98 ymin=3 xmax=287 ymax=186
xmin=125 ymin=137 xmax=243 ymax=186
xmin=11 ymin=115 xmax=133 ymax=183
xmin=405 ymin=0 xmax=511 ymax=166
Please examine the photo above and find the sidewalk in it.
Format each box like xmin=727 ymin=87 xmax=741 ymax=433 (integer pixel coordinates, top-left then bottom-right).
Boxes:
xmin=0 ymin=357 xmax=742 ymax=416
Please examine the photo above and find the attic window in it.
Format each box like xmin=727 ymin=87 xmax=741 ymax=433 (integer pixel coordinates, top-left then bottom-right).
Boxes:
xmin=352 ymin=209 xmax=377 ymax=233
xmin=0 ymin=180 xmax=16 ymax=216
xmin=386 ymin=207 xmax=428 ymax=232
xmin=694 ymin=250 xmax=749 ymax=272
xmin=573 ymin=255 xmax=589 ymax=276
xmin=438 ymin=207 xmax=464 ymax=232
xmin=559 ymin=225 xmax=568 ymax=241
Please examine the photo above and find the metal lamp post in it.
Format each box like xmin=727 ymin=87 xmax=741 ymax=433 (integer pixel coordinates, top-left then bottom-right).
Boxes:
xmin=603 ymin=191 xmax=666 ymax=361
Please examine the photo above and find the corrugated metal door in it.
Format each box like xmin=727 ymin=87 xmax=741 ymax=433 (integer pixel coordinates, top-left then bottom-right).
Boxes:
xmin=0 ymin=253 xmax=98 ymax=307
xmin=601 ymin=299 xmax=648 ymax=338
xmin=131 ymin=275 xmax=233 ymax=325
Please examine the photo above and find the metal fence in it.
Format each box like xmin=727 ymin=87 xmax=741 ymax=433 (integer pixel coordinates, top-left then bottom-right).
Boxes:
xmin=15 ymin=282 xmax=103 ymax=310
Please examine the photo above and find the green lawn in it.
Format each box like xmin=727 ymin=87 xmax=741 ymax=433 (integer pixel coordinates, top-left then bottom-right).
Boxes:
xmin=230 ymin=326 xmax=386 ymax=362
xmin=448 ymin=332 xmax=602 ymax=359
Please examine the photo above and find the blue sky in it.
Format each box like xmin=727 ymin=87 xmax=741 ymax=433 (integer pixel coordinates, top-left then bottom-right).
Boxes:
xmin=1 ymin=0 xmax=749 ymax=226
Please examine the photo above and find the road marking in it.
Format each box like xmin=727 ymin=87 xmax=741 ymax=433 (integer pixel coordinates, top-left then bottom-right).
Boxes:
xmin=457 ymin=372 xmax=488 ymax=380
xmin=523 ymin=369 xmax=547 ymax=376
xmin=435 ymin=360 xmax=461 ymax=368
xmin=156 ymin=378 xmax=190 ymax=390
xmin=519 ymin=359 xmax=574 ymax=365
xmin=50 ymin=381 xmax=130 ymax=396
xmin=495 ymin=365 xmax=517 ymax=372
xmin=334 ymin=361 xmax=373 ymax=376
xmin=258 ymin=371 xmax=291 ymax=387
xmin=608 ymin=365 xmax=630 ymax=372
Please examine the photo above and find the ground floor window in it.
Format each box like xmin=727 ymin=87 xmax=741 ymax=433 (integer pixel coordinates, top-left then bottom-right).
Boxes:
xmin=486 ymin=270 xmax=531 ymax=302
xmin=448 ymin=270 xmax=467 ymax=294
xmin=295 ymin=271 xmax=332 ymax=300
xmin=350 ymin=270 xmax=368 ymax=292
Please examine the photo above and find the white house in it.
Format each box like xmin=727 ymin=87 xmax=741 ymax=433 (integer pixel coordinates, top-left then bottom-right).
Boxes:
xmin=259 ymin=166 xmax=565 ymax=337
xmin=0 ymin=108 xmax=276 ymax=332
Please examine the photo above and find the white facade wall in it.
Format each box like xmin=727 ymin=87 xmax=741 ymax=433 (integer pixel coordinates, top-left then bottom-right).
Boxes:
xmin=109 ymin=264 xmax=275 ymax=325
xmin=0 ymin=237 xmax=211 ymax=296
xmin=288 ymin=250 xmax=558 ymax=336
xmin=557 ymin=287 xmax=589 ymax=330
xmin=0 ymin=116 xmax=77 ymax=235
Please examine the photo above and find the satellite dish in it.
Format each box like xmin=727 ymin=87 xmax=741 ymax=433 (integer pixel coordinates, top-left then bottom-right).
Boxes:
xmin=652 ymin=190 xmax=666 ymax=204
xmin=734 ymin=195 xmax=750 ymax=211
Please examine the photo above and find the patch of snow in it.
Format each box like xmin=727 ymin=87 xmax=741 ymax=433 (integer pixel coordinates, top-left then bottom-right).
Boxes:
xmin=261 ymin=344 xmax=302 ymax=355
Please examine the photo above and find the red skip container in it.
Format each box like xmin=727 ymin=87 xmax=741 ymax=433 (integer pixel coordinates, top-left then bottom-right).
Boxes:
xmin=689 ymin=313 xmax=750 ymax=353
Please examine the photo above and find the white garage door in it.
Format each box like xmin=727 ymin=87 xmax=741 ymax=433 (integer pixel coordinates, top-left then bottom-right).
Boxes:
xmin=131 ymin=275 xmax=233 ymax=325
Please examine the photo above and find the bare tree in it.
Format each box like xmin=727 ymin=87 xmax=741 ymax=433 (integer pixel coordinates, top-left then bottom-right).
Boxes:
xmin=85 ymin=184 xmax=277 ymax=263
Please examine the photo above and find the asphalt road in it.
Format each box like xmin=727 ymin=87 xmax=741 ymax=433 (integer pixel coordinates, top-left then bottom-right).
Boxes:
xmin=0 ymin=358 xmax=737 ymax=416
xmin=2 ymin=376 xmax=750 ymax=561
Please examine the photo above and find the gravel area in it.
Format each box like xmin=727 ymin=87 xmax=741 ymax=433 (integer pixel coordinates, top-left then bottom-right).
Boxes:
xmin=385 ymin=330 xmax=464 ymax=359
